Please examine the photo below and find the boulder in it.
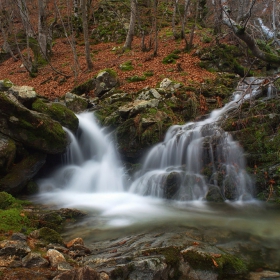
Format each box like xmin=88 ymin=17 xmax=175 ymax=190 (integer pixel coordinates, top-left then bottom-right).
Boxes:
xmin=93 ymin=70 xmax=118 ymax=97
xmin=0 ymin=152 xmax=46 ymax=194
xmin=46 ymin=249 xmax=66 ymax=268
xmin=71 ymin=70 xmax=118 ymax=98
xmin=0 ymin=133 xmax=16 ymax=175
xmin=22 ymin=252 xmax=49 ymax=268
xmin=0 ymin=240 xmax=31 ymax=257
xmin=32 ymin=98 xmax=79 ymax=132
xmin=65 ymin=92 xmax=88 ymax=113
xmin=8 ymin=85 xmax=37 ymax=108
xmin=29 ymin=227 xmax=64 ymax=245
xmin=0 ymin=92 xmax=68 ymax=154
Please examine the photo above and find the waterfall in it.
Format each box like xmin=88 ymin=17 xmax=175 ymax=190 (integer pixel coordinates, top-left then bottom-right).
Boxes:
xmin=38 ymin=113 xmax=126 ymax=194
xmin=38 ymin=93 xmax=255 ymax=202
xmin=129 ymin=94 xmax=254 ymax=201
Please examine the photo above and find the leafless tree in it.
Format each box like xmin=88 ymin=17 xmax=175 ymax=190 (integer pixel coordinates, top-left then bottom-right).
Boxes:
xmin=124 ymin=0 xmax=137 ymax=50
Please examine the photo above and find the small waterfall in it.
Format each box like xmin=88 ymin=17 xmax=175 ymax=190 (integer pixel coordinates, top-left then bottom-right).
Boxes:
xmin=38 ymin=113 xmax=126 ymax=193
xmin=129 ymin=94 xmax=254 ymax=201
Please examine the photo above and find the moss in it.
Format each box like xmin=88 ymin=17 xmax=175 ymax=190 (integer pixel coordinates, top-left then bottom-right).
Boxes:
xmin=0 ymin=192 xmax=16 ymax=210
xmin=162 ymin=52 xmax=180 ymax=64
xmin=126 ymin=75 xmax=146 ymax=83
xmin=38 ymin=227 xmax=64 ymax=245
xmin=120 ymin=60 xmax=134 ymax=71
xmin=98 ymin=68 xmax=117 ymax=78
xmin=182 ymin=250 xmax=247 ymax=277
xmin=0 ymin=208 xmax=35 ymax=234
xmin=32 ymin=99 xmax=79 ymax=132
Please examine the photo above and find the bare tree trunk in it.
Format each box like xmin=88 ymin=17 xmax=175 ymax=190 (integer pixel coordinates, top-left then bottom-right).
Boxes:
xmin=38 ymin=0 xmax=49 ymax=58
xmin=16 ymin=0 xmax=33 ymax=37
xmin=212 ymin=0 xmax=222 ymax=34
xmin=124 ymin=0 xmax=137 ymax=50
xmin=181 ymin=0 xmax=191 ymax=39
xmin=172 ymin=0 xmax=179 ymax=38
xmin=153 ymin=0 xmax=158 ymax=57
xmin=81 ymin=0 xmax=93 ymax=70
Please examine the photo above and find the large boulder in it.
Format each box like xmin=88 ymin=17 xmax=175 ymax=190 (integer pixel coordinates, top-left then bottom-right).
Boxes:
xmin=8 ymin=85 xmax=37 ymax=108
xmin=71 ymin=70 xmax=118 ymax=98
xmin=32 ymin=98 xmax=79 ymax=132
xmin=0 ymin=92 xmax=68 ymax=154
xmin=64 ymin=92 xmax=89 ymax=113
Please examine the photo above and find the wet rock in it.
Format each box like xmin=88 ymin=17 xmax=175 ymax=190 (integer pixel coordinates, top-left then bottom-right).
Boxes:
xmin=163 ymin=171 xmax=181 ymax=199
xmin=206 ymin=185 xmax=224 ymax=202
xmin=249 ymin=270 xmax=280 ymax=280
xmin=46 ymin=249 xmax=66 ymax=268
xmin=0 ymin=240 xmax=31 ymax=257
xmin=22 ymin=252 xmax=49 ymax=268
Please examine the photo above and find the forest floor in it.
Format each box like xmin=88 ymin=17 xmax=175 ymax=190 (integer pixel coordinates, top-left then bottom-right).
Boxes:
xmin=0 ymin=30 xmax=216 ymax=100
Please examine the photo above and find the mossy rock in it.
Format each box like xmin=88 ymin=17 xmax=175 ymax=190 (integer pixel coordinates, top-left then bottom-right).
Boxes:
xmin=36 ymin=227 xmax=64 ymax=245
xmin=32 ymin=98 xmax=79 ymax=132
xmin=0 ymin=133 xmax=16 ymax=175
xmin=182 ymin=248 xmax=247 ymax=277
xmin=0 ymin=79 xmax=13 ymax=91
xmin=0 ymin=191 xmax=16 ymax=210
xmin=0 ymin=92 xmax=68 ymax=154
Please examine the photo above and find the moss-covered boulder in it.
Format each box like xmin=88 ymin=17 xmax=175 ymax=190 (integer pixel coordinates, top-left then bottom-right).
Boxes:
xmin=32 ymin=98 xmax=79 ymax=132
xmin=0 ymin=79 xmax=13 ymax=91
xmin=29 ymin=227 xmax=64 ymax=245
xmin=0 ymin=92 xmax=68 ymax=154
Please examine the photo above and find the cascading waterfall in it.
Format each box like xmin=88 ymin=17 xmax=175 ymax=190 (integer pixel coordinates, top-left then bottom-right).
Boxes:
xmin=38 ymin=93 xmax=254 ymax=202
xmin=38 ymin=113 xmax=126 ymax=194
xmin=130 ymin=94 xmax=254 ymax=201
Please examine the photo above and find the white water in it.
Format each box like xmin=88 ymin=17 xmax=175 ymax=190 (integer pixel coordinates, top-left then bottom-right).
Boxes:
xmin=36 ymin=91 xmax=280 ymax=241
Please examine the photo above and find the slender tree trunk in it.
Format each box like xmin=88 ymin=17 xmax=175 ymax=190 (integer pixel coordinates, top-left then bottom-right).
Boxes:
xmin=181 ymin=0 xmax=191 ymax=39
xmin=38 ymin=0 xmax=48 ymax=58
xmin=16 ymin=0 xmax=33 ymax=37
xmin=81 ymin=0 xmax=93 ymax=70
xmin=124 ymin=0 xmax=137 ymax=50
xmin=152 ymin=0 xmax=158 ymax=57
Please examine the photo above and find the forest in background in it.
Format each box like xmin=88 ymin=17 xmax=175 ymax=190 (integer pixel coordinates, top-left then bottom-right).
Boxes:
xmin=0 ymin=0 xmax=279 ymax=99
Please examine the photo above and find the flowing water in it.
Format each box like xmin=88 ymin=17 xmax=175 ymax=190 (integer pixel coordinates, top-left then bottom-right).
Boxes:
xmin=36 ymin=93 xmax=280 ymax=247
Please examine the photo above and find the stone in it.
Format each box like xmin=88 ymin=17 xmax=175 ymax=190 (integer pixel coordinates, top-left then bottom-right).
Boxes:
xmin=66 ymin=237 xmax=84 ymax=248
xmin=0 ymin=240 xmax=31 ymax=257
xmin=0 ymin=92 xmax=68 ymax=154
xmin=53 ymin=266 xmax=99 ymax=280
xmin=46 ymin=249 xmax=66 ymax=268
xmin=65 ymin=92 xmax=88 ymax=113
xmin=11 ymin=233 xmax=27 ymax=242
xmin=29 ymin=227 xmax=64 ymax=245
xmin=57 ymin=261 xmax=73 ymax=271
xmin=0 ymin=152 xmax=46 ymax=195
xmin=93 ymin=71 xmax=118 ymax=97
xmin=22 ymin=252 xmax=49 ymax=268
xmin=8 ymin=85 xmax=37 ymax=107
